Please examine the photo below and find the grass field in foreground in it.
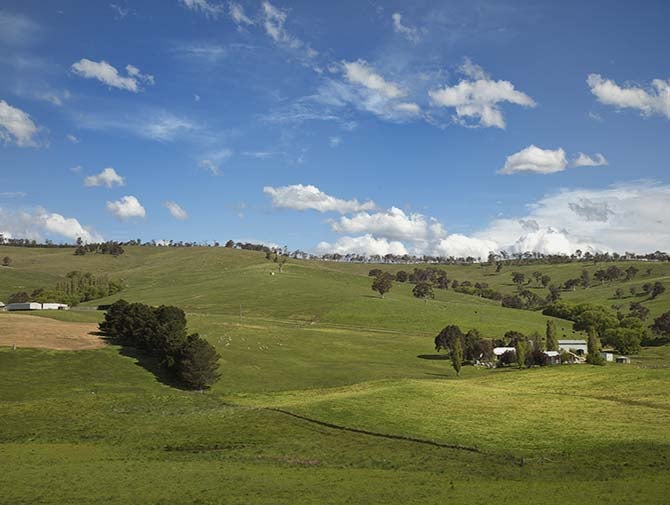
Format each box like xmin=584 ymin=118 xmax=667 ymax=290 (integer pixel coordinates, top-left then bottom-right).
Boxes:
xmin=1 ymin=246 xmax=669 ymax=503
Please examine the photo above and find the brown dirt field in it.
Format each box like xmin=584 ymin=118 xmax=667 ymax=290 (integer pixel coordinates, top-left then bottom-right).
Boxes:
xmin=0 ymin=313 xmax=104 ymax=350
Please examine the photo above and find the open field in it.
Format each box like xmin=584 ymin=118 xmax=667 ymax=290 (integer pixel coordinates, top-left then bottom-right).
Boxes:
xmin=0 ymin=313 xmax=103 ymax=350
xmin=1 ymin=246 xmax=669 ymax=503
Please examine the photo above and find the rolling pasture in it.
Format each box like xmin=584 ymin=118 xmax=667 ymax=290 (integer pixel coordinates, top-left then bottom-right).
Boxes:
xmin=1 ymin=246 xmax=669 ymax=504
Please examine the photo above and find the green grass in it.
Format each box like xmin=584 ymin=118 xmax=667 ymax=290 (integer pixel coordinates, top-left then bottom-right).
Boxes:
xmin=1 ymin=246 xmax=669 ymax=503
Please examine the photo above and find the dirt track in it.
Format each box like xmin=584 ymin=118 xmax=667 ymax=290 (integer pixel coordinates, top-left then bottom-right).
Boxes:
xmin=0 ymin=313 xmax=104 ymax=350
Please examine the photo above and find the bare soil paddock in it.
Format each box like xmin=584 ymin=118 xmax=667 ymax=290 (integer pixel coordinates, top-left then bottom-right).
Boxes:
xmin=0 ymin=313 xmax=103 ymax=350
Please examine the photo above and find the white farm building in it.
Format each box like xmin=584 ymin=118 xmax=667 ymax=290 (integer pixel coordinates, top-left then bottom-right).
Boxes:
xmin=558 ymin=339 xmax=588 ymax=355
xmin=6 ymin=302 xmax=69 ymax=311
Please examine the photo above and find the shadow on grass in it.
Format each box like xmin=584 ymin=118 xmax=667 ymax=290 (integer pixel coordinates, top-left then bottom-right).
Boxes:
xmin=100 ymin=334 xmax=190 ymax=390
xmin=416 ymin=354 xmax=450 ymax=360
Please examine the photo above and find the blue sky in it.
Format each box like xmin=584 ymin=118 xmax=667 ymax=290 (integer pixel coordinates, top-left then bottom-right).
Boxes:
xmin=1 ymin=0 xmax=669 ymax=257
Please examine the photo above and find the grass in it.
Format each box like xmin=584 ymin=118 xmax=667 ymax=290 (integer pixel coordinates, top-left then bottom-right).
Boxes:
xmin=1 ymin=246 xmax=669 ymax=503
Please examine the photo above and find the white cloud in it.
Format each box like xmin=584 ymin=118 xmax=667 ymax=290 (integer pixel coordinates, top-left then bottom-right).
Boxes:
xmin=198 ymin=149 xmax=232 ymax=175
xmin=432 ymin=234 xmax=498 ymax=260
xmin=110 ymin=3 xmax=130 ymax=18
xmin=0 ymin=99 xmax=40 ymax=147
xmin=329 ymin=136 xmax=341 ymax=147
xmin=179 ymin=0 xmax=224 ymax=17
xmin=106 ymin=195 xmax=146 ymax=220
xmin=429 ymin=61 xmax=535 ymax=128
xmin=0 ymin=11 xmax=41 ymax=46
xmin=394 ymin=102 xmax=421 ymax=114
xmin=0 ymin=206 xmax=102 ymax=243
xmin=572 ymin=152 xmax=608 ymax=167
xmin=261 ymin=1 xmax=316 ymax=56
xmin=343 ymin=60 xmax=405 ymax=99
xmin=71 ymin=59 xmax=154 ymax=92
xmin=316 ymin=234 xmax=408 ymax=256
xmin=229 ymin=2 xmax=253 ymax=26
xmin=164 ymin=200 xmax=188 ymax=220
xmin=0 ymin=192 xmax=26 ymax=198
xmin=331 ymin=207 xmax=432 ymax=242
xmin=76 ymin=109 xmax=197 ymax=142
xmin=264 ymin=184 xmax=376 ymax=214
xmin=392 ymin=13 xmax=420 ymax=43
xmin=84 ymin=167 xmax=125 ymax=188
xmin=478 ymin=181 xmax=670 ymax=253
xmin=500 ymin=146 xmax=608 ymax=174
xmin=312 ymin=182 xmax=670 ymax=257
xmin=66 ymin=133 xmax=80 ymax=144
xmin=499 ymin=145 xmax=568 ymax=175
xmin=587 ymin=73 xmax=670 ymax=118
xmin=459 ymin=57 xmax=489 ymax=80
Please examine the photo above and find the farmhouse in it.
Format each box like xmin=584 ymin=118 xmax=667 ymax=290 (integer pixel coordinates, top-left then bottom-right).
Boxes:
xmin=558 ymin=339 xmax=588 ymax=355
xmin=6 ymin=302 xmax=69 ymax=311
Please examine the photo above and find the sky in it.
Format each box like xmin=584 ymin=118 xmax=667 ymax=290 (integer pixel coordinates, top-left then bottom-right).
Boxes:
xmin=1 ymin=0 xmax=669 ymax=258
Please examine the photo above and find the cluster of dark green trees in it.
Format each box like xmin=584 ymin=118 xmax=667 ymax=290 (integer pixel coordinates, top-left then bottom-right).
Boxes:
xmin=99 ymin=300 xmax=221 ymax=390
xmin=543 ymin=301 xmax=651 ymax=354
xmin=6 ymin=271 xmax=124 ymax=306
xmin=74 ymin=240 xmax=125 ymax=257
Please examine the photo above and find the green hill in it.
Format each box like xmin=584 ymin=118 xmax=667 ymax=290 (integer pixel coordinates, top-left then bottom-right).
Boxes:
xmin=1 ymin=246 xmax=669 ymax=504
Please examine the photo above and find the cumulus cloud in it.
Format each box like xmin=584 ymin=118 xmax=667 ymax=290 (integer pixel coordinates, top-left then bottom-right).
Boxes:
xmin=178 ymin=0 xmax=224 ymax=17
xmin=343 ymin=60 xmax=405 ymax=99
xmin=84 ymin=167 xmax=125 ymax=188
xmin=432 ymin=234 xmax=498 ymax=260
xmin=587 ymin=73 xmax=670 ymax=118
xmin=572 ymin=152 xmax=608 ymax=167
xmin=331 ymin=207 xmax=432 ymax=242
xmin=0 ymin=99 xmax=40 ymax=147
xmin=478 ymin=181 xmax=670 ymax=253
xmin=164 ymin=200 xmax=188 ymax=220
xmin=71 ymin=59 xmax=154 ymax=92
xmin=568 ymin=198 xmax=614 ymax=222
xmin=429 ymin=61 xmax=535 ymax=128
xmin=500 ymin=146 xmax=608 ymax=174
xmin=392 ymin=13 xmax=420 ymax=43
xmin=0 ymin=207 xmax=102 ymax=243
xmin=106 ymin=195 xmax=146 ymax=220
xmin=66 ymin=133 xmax=80 ymax=144
xmin=264 ymin=184 xmax=376 ymax=214
xmin=499 ymin=145 xmax=568 ymax=175
xmin=316 ymin=234 xmax=408 ymax=256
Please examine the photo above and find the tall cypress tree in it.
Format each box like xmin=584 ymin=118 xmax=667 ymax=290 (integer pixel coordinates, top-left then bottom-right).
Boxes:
xmin=546 ymin=320 xmax=558 ymax=351
xmin=451 ymin=337 xmax=463 ymax=377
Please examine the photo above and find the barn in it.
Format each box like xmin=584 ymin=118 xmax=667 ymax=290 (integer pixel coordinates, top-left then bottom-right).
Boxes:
xmin=6 ymin=302 xmax=42 ymax=311
xmin=558 ymin=339 xmax=588 ymax=355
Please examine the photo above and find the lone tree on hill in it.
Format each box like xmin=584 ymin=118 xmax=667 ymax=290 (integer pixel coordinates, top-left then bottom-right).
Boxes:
xmin=1 ymin=256 xmax=11 ymax=267
xmin=451 ymin=336 xmax=463 ymax=377
xmin=650 ymin=282 xmax=665 ymax=299
xmin=371 ymin=272 xmax=393 ymax=298
xmin=512 ymin=272 xmax=526 ymax=287
xmin=545 ymin=320 xmax=558 ymax=351
xmin=412 ymin=282 xmax=434 ymax=302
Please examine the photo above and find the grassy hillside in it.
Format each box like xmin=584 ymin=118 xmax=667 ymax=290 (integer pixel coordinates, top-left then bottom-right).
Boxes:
xmin=1 ymin=246 xmax=669 ymax=504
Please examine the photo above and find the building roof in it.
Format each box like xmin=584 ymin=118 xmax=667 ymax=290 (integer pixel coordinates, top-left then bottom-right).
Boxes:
xmin=493 ymin=347 xmax=516 ymax=356
xmin=558 ymin=339 xmax=587 ymax=345
xmin=543 ymin=351 xmax=560 ymax=357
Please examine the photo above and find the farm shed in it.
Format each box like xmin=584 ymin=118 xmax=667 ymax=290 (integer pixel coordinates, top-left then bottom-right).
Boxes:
xmin=543 ymin=350 xmax=561 ymax=365
xmin=558 ymin=339 xmax=588 ymax=355
xmin=493 ymin=347 xmax=516 ymax=357
xmin=600 ymin=352 xmax=614 ymax=362
xmin=0 ymin=302 xmax=5 ymax=311
xmin=616 ymin=356 xmax=631 ymax=364
xmin=41 ymin=303 xmax=69 ymax=310
xmin=6 ymin=302 xmax=42 ymax=311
